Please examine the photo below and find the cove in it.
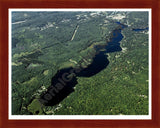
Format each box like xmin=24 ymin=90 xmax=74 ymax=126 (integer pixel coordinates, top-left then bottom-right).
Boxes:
xmin=40 ymin=23 xmax=127 ymax=106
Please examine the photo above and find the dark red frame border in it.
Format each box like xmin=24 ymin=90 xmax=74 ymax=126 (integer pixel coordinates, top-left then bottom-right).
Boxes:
xmin=0 ymin=0 xmax=160 ymax=128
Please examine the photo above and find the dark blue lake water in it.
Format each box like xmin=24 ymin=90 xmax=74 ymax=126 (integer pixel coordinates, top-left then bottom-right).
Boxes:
xmin=132 ymin=27 xmax=149 ymax=32
xmin=40 ymin=23 xmax=127 ymax=106
xmin=77 ymin=23 xmax=126 ymax=77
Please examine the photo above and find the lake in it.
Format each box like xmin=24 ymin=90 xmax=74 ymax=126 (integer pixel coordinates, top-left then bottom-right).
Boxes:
xmin=40 ymin=22 xmax=128 ymax=106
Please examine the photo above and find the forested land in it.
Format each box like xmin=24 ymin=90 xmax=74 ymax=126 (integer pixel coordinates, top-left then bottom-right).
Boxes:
xmin=11 ymin=11 xmax=149 ymax=115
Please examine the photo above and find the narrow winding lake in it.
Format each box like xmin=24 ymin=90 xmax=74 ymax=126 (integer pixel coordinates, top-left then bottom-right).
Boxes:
xmin=40 ymin=23 xmax=127 ymax=106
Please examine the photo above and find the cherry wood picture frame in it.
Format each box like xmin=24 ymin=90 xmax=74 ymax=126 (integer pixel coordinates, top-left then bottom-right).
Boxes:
xmin=0 ymin=0 xmax=160 ymax=128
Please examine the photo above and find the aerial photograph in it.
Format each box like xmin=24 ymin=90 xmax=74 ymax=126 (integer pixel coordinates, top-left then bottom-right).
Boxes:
xmin=11 ymin=10 xmax=150 ymax=116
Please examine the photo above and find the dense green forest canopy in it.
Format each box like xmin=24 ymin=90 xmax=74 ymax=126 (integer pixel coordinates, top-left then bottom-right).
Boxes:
xmin=11 ymin=11 xmax=149 ymax=115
